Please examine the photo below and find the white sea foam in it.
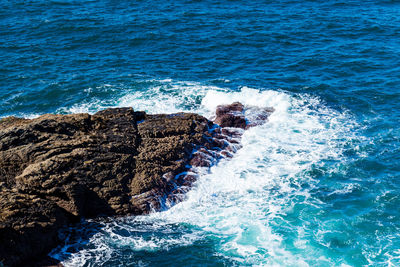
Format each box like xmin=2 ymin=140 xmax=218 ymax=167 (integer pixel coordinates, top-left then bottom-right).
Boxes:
xmin=52 ymin=80 xmax=359 ymax=266
xmin=143 ymin=85 xmax=355 ymax=265
xmin=58 ymin=80 xmax=222 ymax=115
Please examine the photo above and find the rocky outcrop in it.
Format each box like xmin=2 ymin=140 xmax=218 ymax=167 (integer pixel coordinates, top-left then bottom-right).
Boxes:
xmin=0 ymin=104 xmax=273 ymax=266
xmin=214 ymin=102 xmax=275 ymax=129
xmin=214 ymin=102 xmax=247 ymax=129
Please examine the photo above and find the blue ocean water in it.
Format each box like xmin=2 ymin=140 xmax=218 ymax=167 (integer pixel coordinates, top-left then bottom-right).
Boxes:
xmin=1 ymin=0 xmax=400 ymax=266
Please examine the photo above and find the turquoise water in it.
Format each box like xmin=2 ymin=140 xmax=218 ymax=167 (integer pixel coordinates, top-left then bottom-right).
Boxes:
xmin=1 ymin=1 xmax=400 ymax=266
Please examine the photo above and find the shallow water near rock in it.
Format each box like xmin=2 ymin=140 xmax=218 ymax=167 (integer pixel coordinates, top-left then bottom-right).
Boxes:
xmin=2 ymin=0 xmax=400 ymax=266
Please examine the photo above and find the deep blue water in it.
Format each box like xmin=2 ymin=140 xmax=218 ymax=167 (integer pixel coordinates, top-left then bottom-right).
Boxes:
xmin=1 ymin=0 xmax=400 ymax=266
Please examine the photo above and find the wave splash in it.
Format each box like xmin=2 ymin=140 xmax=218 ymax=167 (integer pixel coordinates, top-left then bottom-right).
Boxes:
xmin=51 ymin=80 xmax=360 ymax=266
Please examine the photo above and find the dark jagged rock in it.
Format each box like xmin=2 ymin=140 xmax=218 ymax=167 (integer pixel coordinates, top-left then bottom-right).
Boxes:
xmin=214 ymin=102 xmax=247 ymax=129
xmin=0 ymin=103 xmax=273 ymax=266
xmin=214 ymin=102 xmax=274 ymax=129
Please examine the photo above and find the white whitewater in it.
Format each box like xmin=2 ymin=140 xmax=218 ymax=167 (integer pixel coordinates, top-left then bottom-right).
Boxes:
xmin=53 ymin=81 xmax=359 ymax=266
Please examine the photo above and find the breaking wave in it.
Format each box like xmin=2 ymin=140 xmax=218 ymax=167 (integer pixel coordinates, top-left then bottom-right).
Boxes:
xmin=50 ymin=80 xmax=366 ymax=266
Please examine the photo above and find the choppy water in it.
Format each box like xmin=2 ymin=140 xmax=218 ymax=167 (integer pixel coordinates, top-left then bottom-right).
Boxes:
xmin=1 ymin=1 xmax=400 ymax=266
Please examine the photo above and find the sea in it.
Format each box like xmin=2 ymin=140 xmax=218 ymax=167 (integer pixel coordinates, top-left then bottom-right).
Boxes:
xmin=1 ymin=0 xmax=400 ymax=266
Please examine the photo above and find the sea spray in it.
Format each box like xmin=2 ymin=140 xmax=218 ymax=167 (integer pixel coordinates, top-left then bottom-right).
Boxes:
xmin=51 ymin=81 xmax=361 ymax=266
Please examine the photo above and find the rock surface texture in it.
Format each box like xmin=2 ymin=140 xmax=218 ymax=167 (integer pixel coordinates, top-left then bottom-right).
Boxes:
xmin=0 ymin=103 xmax=273 ymax=266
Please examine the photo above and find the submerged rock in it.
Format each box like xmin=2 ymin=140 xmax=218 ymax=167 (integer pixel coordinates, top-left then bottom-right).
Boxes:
xmin=0 ymin=103 xmax=273 ymax=266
